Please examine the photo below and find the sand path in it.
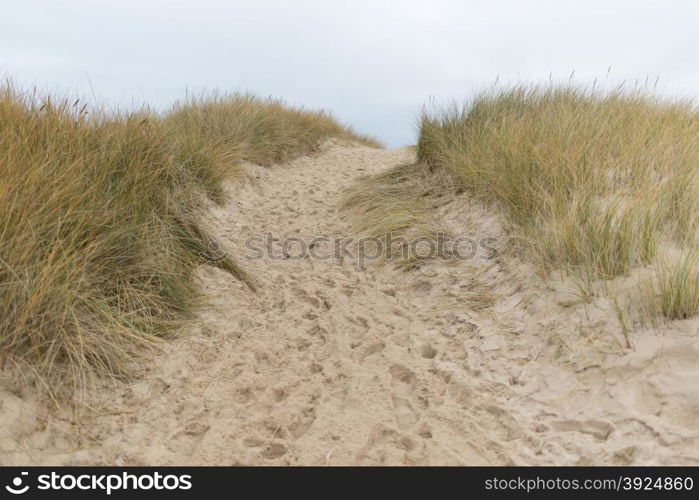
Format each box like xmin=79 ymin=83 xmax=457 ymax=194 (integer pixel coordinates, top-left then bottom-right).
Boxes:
xmin=3 ymin=141 xmax=698 ymax=465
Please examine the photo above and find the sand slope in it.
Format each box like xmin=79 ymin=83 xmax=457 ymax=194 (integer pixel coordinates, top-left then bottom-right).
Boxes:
xmin=2 ymin=142 xmax=698 ymax=465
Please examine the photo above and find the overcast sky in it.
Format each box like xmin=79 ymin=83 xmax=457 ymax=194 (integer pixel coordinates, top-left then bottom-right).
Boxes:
xmin=2 ymin=0 xmax=698 ymax=147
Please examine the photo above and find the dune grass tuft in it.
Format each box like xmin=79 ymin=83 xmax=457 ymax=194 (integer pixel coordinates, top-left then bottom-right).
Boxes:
xmin=650 ymin=252 xmax=699 ymax=321
xmin=341 ymin=160 xmax=454 ymax=268
xmin=0 ymin=83 xmax=377 ymax=394
xmin=416 ymin=85 xmax=699 ymax=319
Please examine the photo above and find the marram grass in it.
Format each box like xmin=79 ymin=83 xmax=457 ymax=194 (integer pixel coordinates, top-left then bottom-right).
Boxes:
xmin=0 ymin=83 xmax=378 ymax=394
xmin=415 ymin=85 xmax=699 ymax=320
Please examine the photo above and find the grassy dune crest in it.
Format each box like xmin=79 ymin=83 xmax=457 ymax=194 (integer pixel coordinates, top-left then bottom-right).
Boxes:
xmin=417 ymin=85 xmax=699 ymax=319
xmin=0 ymin=84 xmax=377 ymax=392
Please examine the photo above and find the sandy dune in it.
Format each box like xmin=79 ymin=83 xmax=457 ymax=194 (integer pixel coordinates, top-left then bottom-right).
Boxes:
xmin=2 ymin=141 xmax=698 ymax=465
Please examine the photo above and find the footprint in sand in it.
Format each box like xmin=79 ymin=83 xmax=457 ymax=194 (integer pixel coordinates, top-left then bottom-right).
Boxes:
xmin=390 ymin=364 xmax=420 ymax=429
xmin=356 ymin=341 xmax=385 ymax=363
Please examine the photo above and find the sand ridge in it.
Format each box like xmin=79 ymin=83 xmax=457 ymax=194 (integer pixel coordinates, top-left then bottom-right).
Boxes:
xmin=1 ymin=141 xmax=698 ymax=465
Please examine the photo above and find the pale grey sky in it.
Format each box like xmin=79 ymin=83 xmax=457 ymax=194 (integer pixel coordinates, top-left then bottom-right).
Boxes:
xmin=2 ymin=0 xmax=698 ymax=147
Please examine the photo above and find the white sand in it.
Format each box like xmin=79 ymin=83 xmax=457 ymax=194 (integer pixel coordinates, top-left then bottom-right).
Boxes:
xmin=2 ymin=141 xmax=698 ymax=465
